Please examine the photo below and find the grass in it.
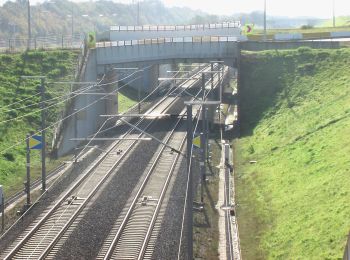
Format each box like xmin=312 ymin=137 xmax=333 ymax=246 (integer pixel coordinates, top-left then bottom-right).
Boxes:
xmin=0 ymin=50 xmax=79 ymax=198
xmin=251 ymin=25 xmax=350 ymax=36
xmin=118 ymin=84 xmax=148 ymax=113
xmin=321 ymin=16 xmax=350 ymax=27
xmin=234 ymin=47 xmax=350 ymax=259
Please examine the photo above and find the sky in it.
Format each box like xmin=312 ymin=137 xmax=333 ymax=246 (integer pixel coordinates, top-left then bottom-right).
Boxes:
xmin=1 ymin=0 xmax=350 ymax=18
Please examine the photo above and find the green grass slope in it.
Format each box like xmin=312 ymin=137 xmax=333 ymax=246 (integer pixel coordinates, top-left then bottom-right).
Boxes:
xmin=235 ymin=47 xmax=350 ymax=259
xmin=0 ymin=50 xmax=78 ymax=197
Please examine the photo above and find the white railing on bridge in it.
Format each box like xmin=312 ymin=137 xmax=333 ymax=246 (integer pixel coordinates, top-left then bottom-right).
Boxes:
xmin=110 ymin=22 xmax=241 ymax=32
xmin=96 ymin=36 xmax=240 ymax=48
xmin=0 ymin=34 xmax=84 ymax=53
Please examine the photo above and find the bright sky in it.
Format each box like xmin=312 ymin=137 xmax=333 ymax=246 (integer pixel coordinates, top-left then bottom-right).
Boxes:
xmin=1 ymin=0 xmax=350 ymax=18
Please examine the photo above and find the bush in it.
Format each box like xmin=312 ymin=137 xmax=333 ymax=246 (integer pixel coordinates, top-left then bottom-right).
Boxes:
xmin=3 ymin=153 xmax=15 ymax=162
xmin=300 ymin=25 xmax=314 ymax=30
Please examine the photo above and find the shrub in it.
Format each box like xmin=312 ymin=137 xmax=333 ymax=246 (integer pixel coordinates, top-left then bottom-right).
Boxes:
xmin=3 ymin=153 xmax=15 ymax=162
xmin=300 ymin=25 xmax=314 ymax=30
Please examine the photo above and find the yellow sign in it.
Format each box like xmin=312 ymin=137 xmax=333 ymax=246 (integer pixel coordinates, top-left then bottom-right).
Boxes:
xmin=193 ymin=135 xmax=201 ymax=148
xmin=87 ymin=32 xmax=96 ymax=48
xmin=243 ymin=24 xmax=254 ymax=35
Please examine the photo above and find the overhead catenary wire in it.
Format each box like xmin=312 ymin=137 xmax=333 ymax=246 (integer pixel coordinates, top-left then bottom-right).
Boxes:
xmin=177 ymin=69 xmax=223 ymax=259
xmin=91 ymin=64 xmax=207 ymax=137
xmin=0 ymin=69 xmax=143 ymax=125
xmin=0 ymin=74 xmax=142 ymax=156
xmin=26 ymin=116 xmax=114 ymax=258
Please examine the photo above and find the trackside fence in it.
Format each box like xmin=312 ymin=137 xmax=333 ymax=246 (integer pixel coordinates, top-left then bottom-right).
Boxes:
xmin=0 ymin=34 xmax=84 ymax=53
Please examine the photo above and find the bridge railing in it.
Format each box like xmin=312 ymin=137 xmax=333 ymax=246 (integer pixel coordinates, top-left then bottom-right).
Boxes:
xmin=96 ymin=36 xmax=239 ymax=48
xmin=110 ymin=22 xmax=241 ymax=32
xmin=0 ymin=34 xmax=84 ymax=53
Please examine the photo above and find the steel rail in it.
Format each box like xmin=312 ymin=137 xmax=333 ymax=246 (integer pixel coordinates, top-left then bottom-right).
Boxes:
xmin=102 ymin=109 xmax=188 ymax=260
xmin=137 ymin=124 xmax=187 ymax=260
xmin=102 ymin=67 xmax=221 ymax=259
xmin=2 ymin=64 xmax=210 ymax=259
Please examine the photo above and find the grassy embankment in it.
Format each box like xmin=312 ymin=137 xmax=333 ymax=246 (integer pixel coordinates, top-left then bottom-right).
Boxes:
xmin=235 ymin=47 xmax=350 ymax=259
xmin=0 ymin=51 xmax=140 ymax=199
xmin=0 ymin=50 xmax=79 ymax=197
xmin=250 ymin=24 xmax=350 ymax=38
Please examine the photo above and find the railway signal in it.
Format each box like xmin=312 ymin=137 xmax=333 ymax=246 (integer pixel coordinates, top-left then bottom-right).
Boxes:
xmin=21 ymin=76 xmax=47 ymax=192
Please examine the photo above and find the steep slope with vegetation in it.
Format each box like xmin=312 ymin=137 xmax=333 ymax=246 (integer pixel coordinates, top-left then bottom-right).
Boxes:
xmin=0 ymin=50 xmax=78 ymax=196
xmin=235 ymin=47 xmax=350 ymax=259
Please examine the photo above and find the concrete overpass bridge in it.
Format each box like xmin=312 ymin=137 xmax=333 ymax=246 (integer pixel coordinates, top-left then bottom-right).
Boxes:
xmin=95 ymin=36 xmax=240 ymax=72
xmin=55 ymin=22 xmax=346 ymax=156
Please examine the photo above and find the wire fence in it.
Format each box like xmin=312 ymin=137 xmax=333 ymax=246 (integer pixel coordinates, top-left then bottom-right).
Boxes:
xmin=0 ymin=34 xmax=85 ymax=53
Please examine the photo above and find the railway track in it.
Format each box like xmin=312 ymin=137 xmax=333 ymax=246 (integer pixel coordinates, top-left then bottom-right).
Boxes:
xmin=0 ymin=64 xmax=213 ymax=260
xmin=97 ymin=109 xmax=187 ymax=260
xmin=97 ymin=68 xmax=225 ymax=260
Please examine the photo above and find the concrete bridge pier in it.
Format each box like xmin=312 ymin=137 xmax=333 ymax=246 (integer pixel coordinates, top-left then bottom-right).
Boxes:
xmin=56 ymin=52 xmax=118 ymax=157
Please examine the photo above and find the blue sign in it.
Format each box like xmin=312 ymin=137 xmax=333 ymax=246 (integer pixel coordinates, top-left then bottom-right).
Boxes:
xmin=29 ymin=135 xmax=42 ymax=150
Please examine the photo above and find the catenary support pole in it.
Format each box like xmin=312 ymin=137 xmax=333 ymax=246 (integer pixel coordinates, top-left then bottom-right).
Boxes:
xmin=74 ymin=108 xmax=78 ymax=163
xmin=0 ymin=185 xmax=4 ymax=232
xmin=201 ymin=75 xmax=207 ymax=204
xmin=200 ymin=132 xmax=205 ymax=203
xmin=26 ymin=134 xmax=31 ymax=206
xmin=40 ymin=78 xmax=46 ymax=191
xmin=186 ymin=104 xmax=193 ymax=260
xmin=27 ymin=0 xmax=31 ymax=50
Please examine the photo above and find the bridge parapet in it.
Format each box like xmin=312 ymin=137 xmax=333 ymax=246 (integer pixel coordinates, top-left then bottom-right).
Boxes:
xmin=97 ymin=36 xmax=241 ymax=48
xmin=107 ymin=22 xmax=242 ymax=42
xmin=110 ymin=22 xmax=240 ymax=32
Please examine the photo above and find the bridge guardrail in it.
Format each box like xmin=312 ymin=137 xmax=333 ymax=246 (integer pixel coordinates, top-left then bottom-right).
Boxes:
xmin=96 ymin=36 xmax=240 ymax=48
xmin=0 ymin=34 xmax=84 ymax=53
xmin=110 ymin=22 xmax=241 ymax=32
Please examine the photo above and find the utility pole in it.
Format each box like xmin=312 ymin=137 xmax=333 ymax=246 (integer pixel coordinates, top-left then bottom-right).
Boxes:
xmin=40 ymin=78 xmax=46 ymax=191
xmin=138 ymin=69 xmax=144 ymax=114
xmin=74 ymin=108 xmax=78 ymax=163
xmin=333 ymin=0 xmax=336 ymax=28
xmin=263 ymin=0 xmax=267 ymax=41
xmin=186 ymin=104 xmax=193 ymax=260
xmin=184 ymin=101 xmax=220 ymax=260
xmin=0 ymin=185 xmax=4 ymax=232
xmin=27 ymin=0 xmax=31 ymax=50
xmin=71 ymin=3 xmax=74 ymax=38
xmin=137 ymin=1 xmax=140 ymax=26
xmin=138 ymin=80 xmax=141 ymax=114
xmin=26 ymin=134 xmax=31 ymax=207
xmin=201 ymin=73 xmax=207 ymax=203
